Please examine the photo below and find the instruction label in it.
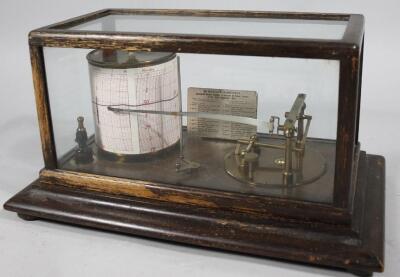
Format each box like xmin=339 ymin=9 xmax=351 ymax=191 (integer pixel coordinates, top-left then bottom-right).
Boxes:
xmin=187 ymin=87 xmax=257 ymax=140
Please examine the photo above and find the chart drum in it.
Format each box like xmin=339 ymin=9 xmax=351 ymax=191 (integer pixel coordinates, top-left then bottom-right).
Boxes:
xmin=87 ymin=50 xmax=181 ymax=159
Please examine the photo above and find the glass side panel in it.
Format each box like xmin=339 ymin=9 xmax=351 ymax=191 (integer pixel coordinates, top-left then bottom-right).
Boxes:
xmin=68 ymin=14 xmax=348 ymax=40
xmin=44 ymin=47 xmax=339 ymax=204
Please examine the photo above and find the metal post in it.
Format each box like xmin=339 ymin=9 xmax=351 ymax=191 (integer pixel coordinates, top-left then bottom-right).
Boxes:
xmin=283 ymin=128 xmax=294 ymax=186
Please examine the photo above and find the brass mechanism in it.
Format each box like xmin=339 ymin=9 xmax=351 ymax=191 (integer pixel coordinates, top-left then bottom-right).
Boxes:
xmin=224 ymin=93 xmax=326 ymax=187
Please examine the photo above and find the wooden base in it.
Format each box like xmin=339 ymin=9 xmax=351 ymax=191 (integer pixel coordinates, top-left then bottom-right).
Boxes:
xmin=17 ymin=213 xmax=38 ymax=221
xmin=3 ymin=154 xmax=384 ymax=276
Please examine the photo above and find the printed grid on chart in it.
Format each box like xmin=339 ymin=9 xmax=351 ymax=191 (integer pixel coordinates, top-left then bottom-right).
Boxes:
xmin=91 ymin=58 xmax=180 ymax=155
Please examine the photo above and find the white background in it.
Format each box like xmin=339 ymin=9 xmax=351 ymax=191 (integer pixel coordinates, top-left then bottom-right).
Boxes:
xmin=0 ymin=1 xmax=399 ymax=276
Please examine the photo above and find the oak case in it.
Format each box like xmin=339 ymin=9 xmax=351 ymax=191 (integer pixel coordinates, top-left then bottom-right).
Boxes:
xmin=4 ymin=9 xmax=384 ymax=276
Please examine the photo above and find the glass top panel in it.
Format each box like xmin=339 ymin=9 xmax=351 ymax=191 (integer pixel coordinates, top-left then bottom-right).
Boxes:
xmin=69 ymin=14 xmax=348 ymax=40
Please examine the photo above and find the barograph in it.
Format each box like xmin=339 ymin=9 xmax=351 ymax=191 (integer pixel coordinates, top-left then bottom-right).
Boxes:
xmin=4 ymin=9 xmax=384 ymax=276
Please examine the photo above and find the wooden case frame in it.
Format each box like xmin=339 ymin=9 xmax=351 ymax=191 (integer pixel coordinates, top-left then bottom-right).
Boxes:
xmin=4 ymin=9 xmax=384 ymax=276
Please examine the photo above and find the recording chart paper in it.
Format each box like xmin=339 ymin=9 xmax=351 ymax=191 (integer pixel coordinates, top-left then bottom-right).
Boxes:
xmin=89 ymin=56 xmax=181 ymax=155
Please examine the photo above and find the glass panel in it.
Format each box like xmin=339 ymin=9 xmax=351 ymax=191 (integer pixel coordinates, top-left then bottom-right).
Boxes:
xmin=45 ymin=47 xmax=339 ymax=204
xmin=68 ymin=14 xmax=348 ymax=40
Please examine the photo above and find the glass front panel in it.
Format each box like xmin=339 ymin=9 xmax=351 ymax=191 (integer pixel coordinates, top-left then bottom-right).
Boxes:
xmin=45 ymin=47 xmax=339 ymax=204
xmin=68 ymin=14 xmax=348 ymax=40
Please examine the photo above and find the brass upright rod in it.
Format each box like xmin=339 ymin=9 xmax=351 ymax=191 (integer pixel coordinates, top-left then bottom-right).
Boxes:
xmin=296 ymin=104 xmax=306 ymax=146
xmin=283 ymin=129 xmax=294 ymax=186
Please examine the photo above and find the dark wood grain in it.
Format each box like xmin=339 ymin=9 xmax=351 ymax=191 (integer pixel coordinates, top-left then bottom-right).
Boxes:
xmin=40 ymin=168 xmax=354 ymax=228
xmin=38 ymin=9 xmax=111 ymax=30
xmin=342 ymin=14 xmax=364 ymax=46
xmin=334 ymin=51 xmax=361 ymax=208
xmin=49 ymin=135 xmax=354 ymax=227
xmin=4 ymin=153 xmax=384 ymax=275
xmin=29 ymin=45 xmax=57 ymax=169
xmin=109 ymin=9 xmax=351 ymax=20
xmin=29 ymin=30 xmax=357 ymax=59
xmin=28 ymin=10 xmax=363 ymax=60
xmin=37 ymin=9 xmax=352 ymax=31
